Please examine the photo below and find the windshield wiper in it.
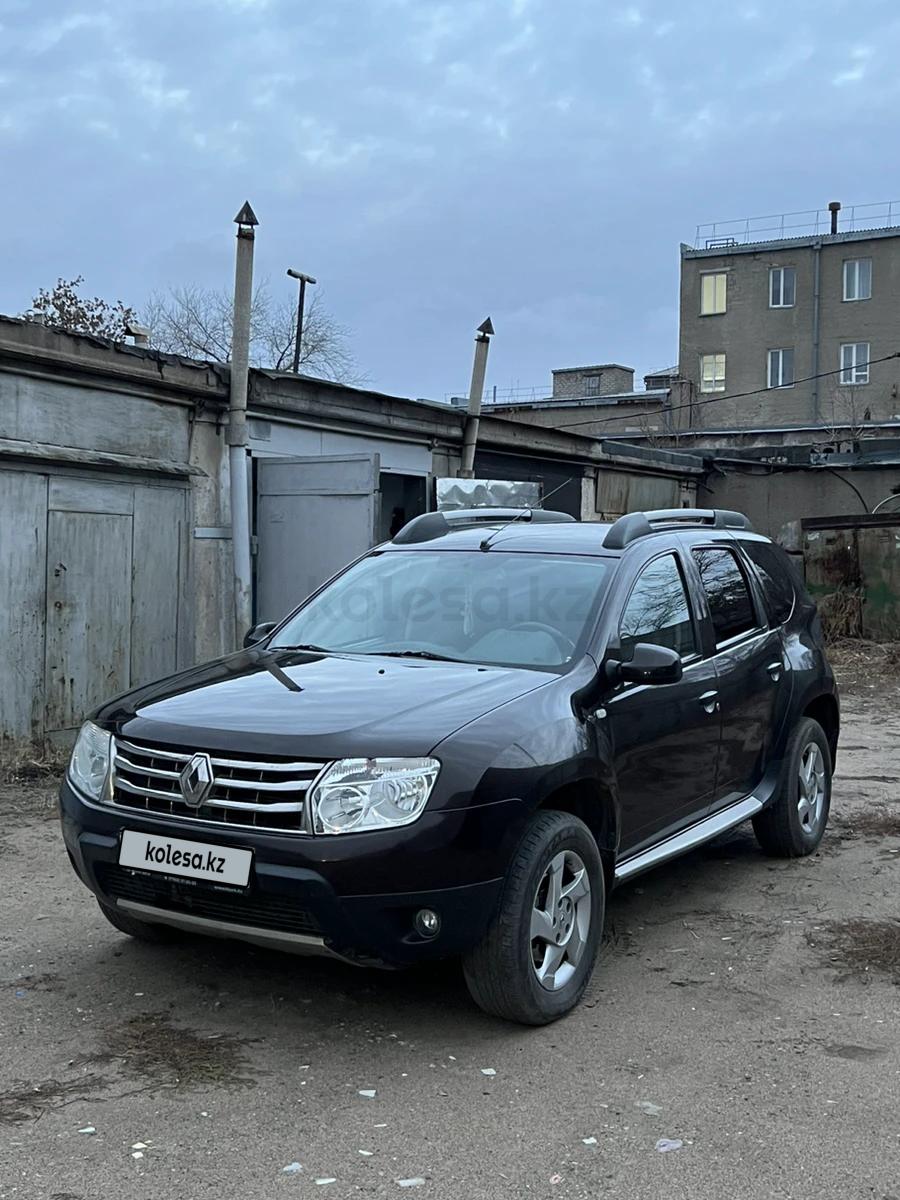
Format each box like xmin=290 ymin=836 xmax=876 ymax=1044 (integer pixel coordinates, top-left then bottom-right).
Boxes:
xmin=270 ymin=642 xmax=334 ymax=654
xmin=374 ymin=649 xmax=461 ymax=662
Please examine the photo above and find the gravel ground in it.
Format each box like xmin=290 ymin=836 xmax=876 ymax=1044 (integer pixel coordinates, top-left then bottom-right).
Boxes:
xmin=1 ymin=658 xmax=899 ymax=1199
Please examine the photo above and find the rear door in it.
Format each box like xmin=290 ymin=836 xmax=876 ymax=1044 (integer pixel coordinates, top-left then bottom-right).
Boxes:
xmin=255 ymin=454 xmax=380 ymax=623
xmin=602 ymin=548 xmax=721 ymax=854
xmin=686 ymin=540 xmax=788 ymax=809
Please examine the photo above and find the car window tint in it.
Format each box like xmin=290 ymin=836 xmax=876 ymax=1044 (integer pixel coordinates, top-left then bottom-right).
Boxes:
xmin=692 ymin=547 xmax=757 ymax=644
xmin=741 ymin=541 xmax=796 ymax=625
xmin=620 ymin=554 xmax=696 ymax=658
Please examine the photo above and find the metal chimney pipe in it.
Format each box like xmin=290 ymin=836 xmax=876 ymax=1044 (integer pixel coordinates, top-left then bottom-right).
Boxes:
xmin=828 ymin=201 xmax=841 ymax=235
xmin=228 ymin=201 xmax=258 ymax=648
xmin=459 ymin=318 xmax=494 ymax=479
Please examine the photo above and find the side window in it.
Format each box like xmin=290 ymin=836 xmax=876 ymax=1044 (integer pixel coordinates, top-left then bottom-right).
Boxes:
xmin=741 ymin=541 xmax=797 ymax=625
xmin=619 ymin=554 xmax=697 ymax=659
xmin=692 ymin=547 xmax=758 ymax=645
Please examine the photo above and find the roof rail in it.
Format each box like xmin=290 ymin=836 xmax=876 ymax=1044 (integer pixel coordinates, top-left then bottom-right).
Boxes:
xmin=393 ymin=507 xmax=576 ymax=545
xmin=602 ymin=508 xmax=753 ymax=550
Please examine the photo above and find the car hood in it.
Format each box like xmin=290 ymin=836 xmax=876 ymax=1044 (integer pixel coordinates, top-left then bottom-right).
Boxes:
xmin=98 ymin=648 xmax=554 ymax=759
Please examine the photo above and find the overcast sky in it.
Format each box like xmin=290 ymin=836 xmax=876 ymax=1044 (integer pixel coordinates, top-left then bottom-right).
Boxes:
xmin=2 ymin=0 xmax=899 ymax=400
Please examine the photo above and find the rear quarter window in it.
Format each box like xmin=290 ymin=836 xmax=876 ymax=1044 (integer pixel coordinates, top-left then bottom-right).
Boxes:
xmin=741 ymin=541 xmax=797 ymax=626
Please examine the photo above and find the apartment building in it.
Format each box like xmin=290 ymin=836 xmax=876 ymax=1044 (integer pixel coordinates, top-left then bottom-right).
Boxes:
xmin=679 ymin=202 xmax=900 ymax=430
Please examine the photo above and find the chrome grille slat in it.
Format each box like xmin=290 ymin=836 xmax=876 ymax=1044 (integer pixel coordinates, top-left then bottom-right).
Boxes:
xmin=115 ymin=754 xmax=181 ymax=781
xmin=110 ymin=736 xmax=324 ymax=833
xmin=117 ymin=739 xmax=189 ymax=763
xmin=204 ymin=774 xmax=311 ymax=793
xmin=209 ymin=756 xmax=325 ymax=773
xmin=117 ymin=778 xmax=182 ymax=802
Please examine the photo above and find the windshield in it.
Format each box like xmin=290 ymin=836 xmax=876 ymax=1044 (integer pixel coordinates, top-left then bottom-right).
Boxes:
xmin=270 ymin=549 xmax=611 ymax=670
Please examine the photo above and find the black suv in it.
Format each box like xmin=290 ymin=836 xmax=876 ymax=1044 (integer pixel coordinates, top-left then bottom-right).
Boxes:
xmin=60 ymin=507 xmax=838 ymax=1025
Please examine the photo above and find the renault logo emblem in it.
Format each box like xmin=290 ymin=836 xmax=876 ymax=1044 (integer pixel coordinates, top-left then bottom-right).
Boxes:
xmin=179 ymin=752 xmax=214 ymax=808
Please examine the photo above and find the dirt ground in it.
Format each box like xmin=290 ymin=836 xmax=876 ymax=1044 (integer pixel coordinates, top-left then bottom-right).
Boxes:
xmin=1 ymin=650 xmax=899 ymax=1199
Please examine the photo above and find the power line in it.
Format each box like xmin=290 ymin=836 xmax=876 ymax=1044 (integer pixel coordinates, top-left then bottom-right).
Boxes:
xmin=554 ymin=352 xmax=900 ymax=432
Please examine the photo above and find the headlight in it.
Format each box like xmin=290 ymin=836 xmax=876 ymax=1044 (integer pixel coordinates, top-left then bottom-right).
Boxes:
xmin=68 ymin=721 xmax=113 ymax=802
xmin=310 ymin=757 xmax=440 ymax=835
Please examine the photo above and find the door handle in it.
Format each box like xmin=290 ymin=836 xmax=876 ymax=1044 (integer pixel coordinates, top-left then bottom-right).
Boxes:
xmin=698 ymin=690 xmax=719 ymax=714
xmin=766 ymin=661 xmax=783 ymax=682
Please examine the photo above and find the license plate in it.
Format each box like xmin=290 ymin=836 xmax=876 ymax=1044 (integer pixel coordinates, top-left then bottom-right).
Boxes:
xmin=119 ymin=830 xmax=252 ymax=887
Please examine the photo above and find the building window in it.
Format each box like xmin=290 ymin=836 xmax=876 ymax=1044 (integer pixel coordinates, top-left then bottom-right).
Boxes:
xmin=700 ymin=273 xmax=727 ymax=315
xmin=700 ymin=353 xmax=726 ymax=393
xmin=767 ymin=348 xmax=795 ymax=389
xmin=585 ymin=374 xmax=601 ymax=396
xmin=769 ymin=266 xmax=796 ymax=308
xmin=840 ymin=342 xmax=870 ymax=385
xmin=843 ymin=258 xmax=872 ymax=301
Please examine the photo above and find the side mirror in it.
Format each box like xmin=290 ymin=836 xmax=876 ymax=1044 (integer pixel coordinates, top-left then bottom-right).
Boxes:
xmin=606 ymin=643 xmax=683 ymax=687
xmin=243 ymin=621 xmax=277 ymax=649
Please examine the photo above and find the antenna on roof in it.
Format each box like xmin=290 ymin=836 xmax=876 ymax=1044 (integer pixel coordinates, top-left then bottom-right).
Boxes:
xmin=479 ymin=477 xmax=574 ymax=552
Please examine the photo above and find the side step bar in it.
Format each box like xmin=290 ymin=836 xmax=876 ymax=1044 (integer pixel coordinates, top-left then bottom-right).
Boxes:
xmin=614 ymin=795 xmax=764 ymax=883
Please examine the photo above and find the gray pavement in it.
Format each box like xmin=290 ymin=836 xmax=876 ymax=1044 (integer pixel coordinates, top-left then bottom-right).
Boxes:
xmin=1 ymin=663 xmax=899 ymax=1199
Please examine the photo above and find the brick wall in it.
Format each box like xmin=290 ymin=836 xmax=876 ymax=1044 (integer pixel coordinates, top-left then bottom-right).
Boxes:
xmin=679 ymin=233 xmax=900 ymax=429
xmin=551 ymin=365 xmax=635 ymax=398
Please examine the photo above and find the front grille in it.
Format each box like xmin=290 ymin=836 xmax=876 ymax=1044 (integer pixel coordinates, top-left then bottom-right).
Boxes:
xmin=111 ymin=737 xmax=325 ymax=833
xmin=96 ymin=863 xmax=322 ymax=936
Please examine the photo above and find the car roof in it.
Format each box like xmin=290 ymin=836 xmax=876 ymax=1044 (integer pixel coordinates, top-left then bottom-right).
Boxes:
xmin=382 ymin=511 xmax=770 ymax=557
xmin=383 ymin=521 xmax=620 ymax=555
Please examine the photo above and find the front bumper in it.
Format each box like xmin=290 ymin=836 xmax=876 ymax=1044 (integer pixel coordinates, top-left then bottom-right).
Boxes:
xmin=59 ymin=778 xmax=525 ymax=966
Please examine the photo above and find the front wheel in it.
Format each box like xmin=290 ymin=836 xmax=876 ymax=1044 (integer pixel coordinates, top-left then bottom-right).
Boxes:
xmin=463 ymin=810 xmax=604 ymax=1025
xmin=752 ymin=717 xmax=832 ymax=857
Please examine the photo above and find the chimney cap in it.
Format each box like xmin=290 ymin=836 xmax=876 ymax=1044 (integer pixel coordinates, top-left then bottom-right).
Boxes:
xmin=828 ymin=200 xmax=842 ymax=212
xmin=234 ymin=201 xmax=259 ymax=227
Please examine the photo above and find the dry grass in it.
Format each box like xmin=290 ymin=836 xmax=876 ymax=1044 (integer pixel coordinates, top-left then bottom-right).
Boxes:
xmin=818 ymin=587 xmax=865 ymax=641
xmin=0 ymin=743 xmax=67 ymax=785
xmin=809 ymin=919 xmax=900 ymax=983
xmin=832 ymin=809 xmax=900 ymax=840
xmin=100 ymin=1013 xmax=256 ymax=1091
xmin=0 ymin=1072 xmax=108 ymax=1125
xmin=827 ymin=637 xmax=900 ymax=669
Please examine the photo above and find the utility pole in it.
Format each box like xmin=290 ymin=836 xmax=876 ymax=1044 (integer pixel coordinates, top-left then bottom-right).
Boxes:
xmin=458 ymin=318 xmax=494 ymax=479
xmin=228 ymin=201 xmax=258 ymax=648
xmin=287 ymin=268 xmax=317 ymax=374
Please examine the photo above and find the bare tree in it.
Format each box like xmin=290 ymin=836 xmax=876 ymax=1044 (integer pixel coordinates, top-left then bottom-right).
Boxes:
xmin=21 ymin=276 xmax=136 ymax=340
xmin=143 ymin=282 xmax=362 ymax=383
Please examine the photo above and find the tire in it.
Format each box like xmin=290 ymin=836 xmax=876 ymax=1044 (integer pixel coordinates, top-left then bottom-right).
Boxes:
xmin=462 ymin=810 xmax=604 ymax=1025
xmin=97 ymin=898 xmax=182 ymax=943
xmin=752 ymin=717 xmax=832 ymax=858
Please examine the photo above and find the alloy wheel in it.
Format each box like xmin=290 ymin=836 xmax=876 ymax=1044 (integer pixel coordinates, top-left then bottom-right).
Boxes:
xmin=797 ymin=743 xmax=826 ymax=833
xmin=530 ymin=850 xmax=592 ymax=991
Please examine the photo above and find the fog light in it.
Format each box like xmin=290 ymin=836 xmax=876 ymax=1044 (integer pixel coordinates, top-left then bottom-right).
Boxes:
xmin=414 ymin=908 xmax=440 ymax=938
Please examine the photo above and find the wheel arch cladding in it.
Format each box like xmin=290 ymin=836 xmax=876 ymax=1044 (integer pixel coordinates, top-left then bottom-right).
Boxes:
xmin=803 ymin=694 xmax=839 ymax=764
xmin=537 ymin=778 xmax=618 ymax=893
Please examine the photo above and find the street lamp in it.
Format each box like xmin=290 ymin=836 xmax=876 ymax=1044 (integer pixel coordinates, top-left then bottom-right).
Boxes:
xmin=287 ymin=268 xmax=317 ymax=374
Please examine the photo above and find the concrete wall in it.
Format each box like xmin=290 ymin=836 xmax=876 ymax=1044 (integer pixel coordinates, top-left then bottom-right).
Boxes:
xmin=680 ymin=230 xmax=900 ymax=429
xmin=551 ymin=365 xmax=635 ymax=398
xmin=705 ymin=466 xmax=900 ymax=542
xmin=490 ymin=381 xmax=696 ymax=437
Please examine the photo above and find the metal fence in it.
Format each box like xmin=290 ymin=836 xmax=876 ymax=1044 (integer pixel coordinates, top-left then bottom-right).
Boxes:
xmin=694 ymin=201 xmax=900 ymax=250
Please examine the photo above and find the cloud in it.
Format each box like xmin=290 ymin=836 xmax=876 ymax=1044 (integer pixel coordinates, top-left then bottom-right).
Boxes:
xmin=1 ymin=0 xmax=899 ymax=400
xmin=832 ymin=44 xmax=874 ymax=86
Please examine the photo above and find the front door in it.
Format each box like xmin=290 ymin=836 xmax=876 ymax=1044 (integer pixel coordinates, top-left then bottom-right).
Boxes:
xmin=603 ymin=551 xmax=721 ymax=854
xmin=688 ymin=544 xmax=789 ymax=807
